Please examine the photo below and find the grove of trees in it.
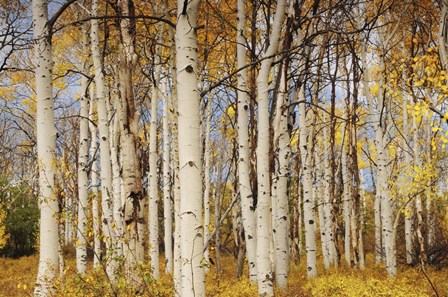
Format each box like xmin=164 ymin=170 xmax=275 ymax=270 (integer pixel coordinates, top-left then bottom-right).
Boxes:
xmin=0 ymin=0 xmax=447 ymax=296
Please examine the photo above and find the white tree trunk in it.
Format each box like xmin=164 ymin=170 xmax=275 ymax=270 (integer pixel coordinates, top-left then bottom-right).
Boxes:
xmin=316 ymin=148 xmax=330 ymax=269
xmin=342 ymin=127 xmax=351 ymax=266
xmin=169 ymin=35 xmax=182 ymax=295
xmin=149 ymin=50 xmax=160 ymax=280
xmin=298 ymin=87 xmax=317 ymax=277
xmin=236 ymin=0 xmax=257 ymax=282
xmin=89 ymin=94 xmax=101 ymax=269
xmin=203 ymin=99 xmax=211 ymax=273
xmin=256 ymin=0 xmax=287 ymax=294
xmin=90 ymin=0 xmax=116 ymax=279
xmin=175 ymin=0 xmax=205 ymax=295
xmin=162 ymin=78 xmax=173 ymax=275
xmin=322 ymin=118 xmax=337 ymax=266
xmin=403 ymin=94 xmax=414 ymax=264
xmin=117 ymin=0 xmax=145 ymax=280
xmin=76 ymin=25 xmax=90 ymax=275
xmin=33 ymin=0 xmax=59 ymax=294
xmin=272 ymin=65 xmax=290 ymax=287
xmin=109 ymin=99 xmax=123 ymax=258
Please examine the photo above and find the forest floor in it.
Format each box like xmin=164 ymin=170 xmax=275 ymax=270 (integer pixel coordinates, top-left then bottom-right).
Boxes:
xmin=1 ymin=253 xmax=447 ymax=296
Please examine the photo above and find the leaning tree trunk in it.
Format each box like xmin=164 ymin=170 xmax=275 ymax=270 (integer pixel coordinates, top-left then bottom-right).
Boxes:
xmin=175 ymin=0 xmax=206 ymax=295
xmin=33 ymin=0 xmax=59 ymax=294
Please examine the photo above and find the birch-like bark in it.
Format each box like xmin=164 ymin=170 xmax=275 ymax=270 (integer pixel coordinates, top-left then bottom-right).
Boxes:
xmin=110 ymin=98 xmax=122 ymax=258
xmin=236 ymin=0 xmax=257 ymax=282
xmin=175 ymin=0 xmax=205 ymax=295
xmin=90 ymin=0 xmax=116 ymax=279
xmin=298 ymin=87 xmax=317 ymax=277
xmin=169 ymin=35 xmax=182 ymax=295
xmin=89 ymin=95 xmax=101 ymax=269
xmin=149 ymin=48 xmax=160 ymax=280
xmin=214 ymin=158 xmax=224 ymax=274
xmin=438 ymin=1 xmax=448 ymax=70
xmin=76 ymin=24 xmax=90 ymax=275
xmin=272 ymin=64 xmax=290 ymax=287
xmin=403 ymin=93 xmax=414 ymax=264
xmin=256 ymin=0 xmax=287 ymax=294
xmin=203 ymin=99 xmax=211 ymax=273
xmin=162 ymin=78 xmax=173 ymax=274
xmin=342 ymin=126 xmax=351 ymax=266
xmin=323 ymin=114 xmax=337 ymax=266
xmin=117 ymin=0 xmax=145 ymax=279
xmin=316 ymin=147 xmax=330 ymax=269
xmin=33 ymin=0 xmax=59 ymax=294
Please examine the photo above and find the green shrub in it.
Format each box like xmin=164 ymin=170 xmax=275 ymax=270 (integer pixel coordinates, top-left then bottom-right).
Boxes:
xmin=0 ymin=179 xmax=39 ymax=258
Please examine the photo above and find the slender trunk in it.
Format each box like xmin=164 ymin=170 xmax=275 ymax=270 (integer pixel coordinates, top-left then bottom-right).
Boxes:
xmin=162 ymin=78 xmax=173 ymax=274
xmin=323 ymin=115 xmax=337 ymax=266
xmin=149 ymin=47 xmax=160 ymax=280
xmin=342 ymin=125 xmax=351 ymax=266
xmin=203 ymin=99 xmax=211 ymax=273
xmin=90 ymin=0 xmax=116 ymax=279
xmin=403 ymin=93 xmax=414 ymax=264
xmin=89 ymin=94 xmax=101 ymax=268
xmin=316 ymin=148 xmax=330 ymax=269
xmin=256 ymin=0 xmax=287 ymax=294
xmin=236 ymin=0 xmax=257 ymax=282
xmin=272 ymin=64 xmax=290 ymax=287
xmin=299 ymin=87 xmax=317 ymax=277
xmin=170 ymin=38 xmax=182 ymax=296
xmin=214 ymin=158 xmax=224 ymax=275
xmin=76 ymin=24 xmax=90 ymax=275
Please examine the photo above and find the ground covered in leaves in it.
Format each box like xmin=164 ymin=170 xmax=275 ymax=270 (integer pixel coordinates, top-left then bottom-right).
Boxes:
xmin=1 ymin=253 xmax=447 ymax=296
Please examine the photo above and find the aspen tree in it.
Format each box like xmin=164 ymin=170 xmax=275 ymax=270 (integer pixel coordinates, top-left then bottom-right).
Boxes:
xmin=33 ymin=0 xmax=59 ymax=294
xmin=162 ymin=78 xmax=173 ymax=274
xmin=88 ymin=93 xmax=101 ymax=269
xmin=272 ymin=64 xmax=290 ymax=287
xmin=117 ymin=0 xmax=145 ymax=279
xmin=203 ymin=98 xmax=211 ymax=273
xmin=175 ymin=0 xmax=206 ymax=295
xmin=298 ymin=86 xmax=317 ymax=277
xmin=236 ymin=0 xmax=257 ymax=282
xmin=90 ymin=0 xmax=116 ymax=279
xmin=149 ymin=45 xmax=161 ymax=280
xmin=255 ymin=0 xmax=287 ymax=294
xmin=169 ymin=33 xmax=182 ymax=295
xmin=76 ymin=23 xmax=90 ymax=275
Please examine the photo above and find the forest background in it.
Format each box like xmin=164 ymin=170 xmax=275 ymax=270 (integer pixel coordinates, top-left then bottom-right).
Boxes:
xmin=0 ymin=0 xmax=447 ymax=296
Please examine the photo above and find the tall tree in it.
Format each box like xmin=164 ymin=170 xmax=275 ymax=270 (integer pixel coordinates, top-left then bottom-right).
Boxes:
xmin=175 ymin=0 xmax=205 ymax=295
xmin=33 ymin=0 xmax=59 ymax=294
